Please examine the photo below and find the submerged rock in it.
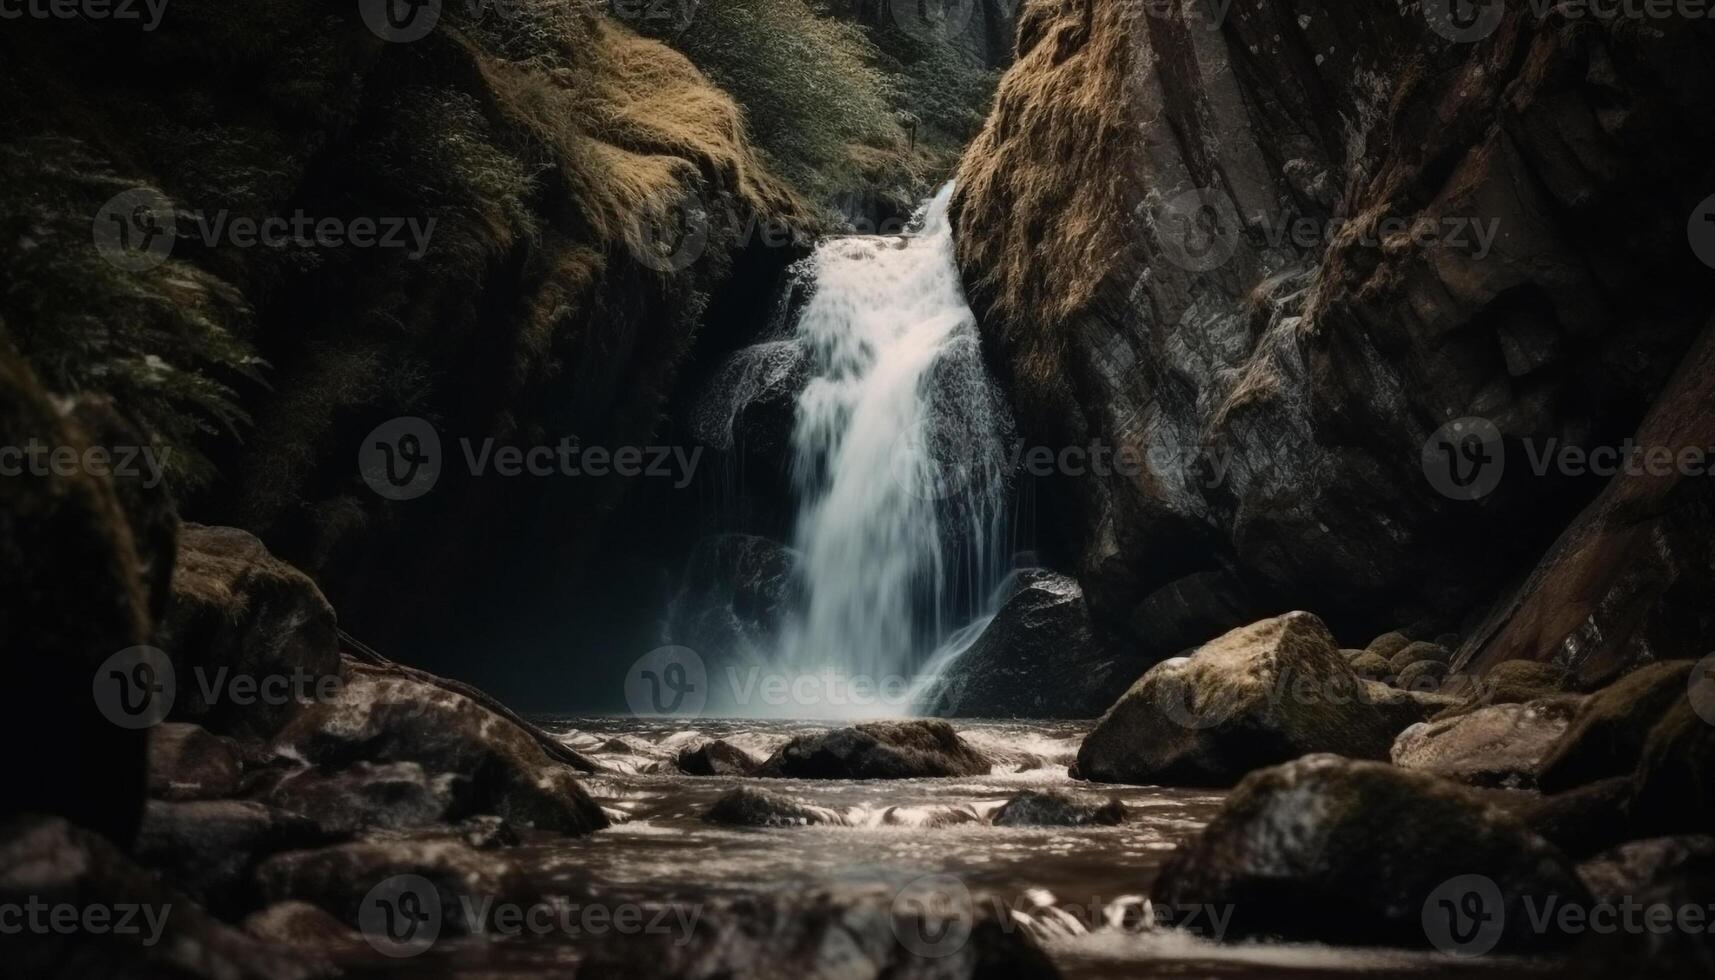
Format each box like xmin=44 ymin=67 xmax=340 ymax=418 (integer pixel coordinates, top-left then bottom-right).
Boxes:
xmin=1074 ymin=613 xmax=1443 ymax=787
xmin=134 ymin=799 xmax=334 ymax=908
xmin=253 ymin=761 xmax=469 ymax=835
xmin=920 ymin=570 xmax=1138 ymax=719
xmin=1152 ymin=755 xmax=1591 ymax=952
xmin=254 ymin=839 xmax=520 ymax=936
xmin=759 ymin=721 xmax=991 ymax=780
xmin=991 ymin=791 xmax=1125 ymax=828
xmin=1391 ymin=699 xmax=1577 ymax=789
xmin=579 ymin=885 xmax=1061 ymax=980
xmin=704 ymin=787 xmax=847 ymax=827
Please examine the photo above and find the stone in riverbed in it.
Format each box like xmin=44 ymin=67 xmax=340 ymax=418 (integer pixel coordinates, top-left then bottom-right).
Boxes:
xmin=134 ymin=799 xmax=336 ymax=908
xmin=704 ymin=787 xmax=847 ymax=827
xmin=677 ymin=739 xmax=760 ymax=776
xmin=991 ymin=791 xmax=1125 ymax=827
xmin=919 ymin=570 xmax=1137 ymax=719
xmin=272 ymin=662 xmax=607 ymax=835
xmin=1391 ymin=698 xmax=1578 ymax=788
xmin=252 ymin=760 xmax=470 ymax=834
xmin=253 ymin=839 xmax=521 ymax=936
xmin=1536 ymin=660 xmax=1696 ymax=793
xmin=1394 ymin=659 xmax=1451 ymax=693
xmin=1151 ymin=755 xmax=1591 ymax=952
xmin=578 ymin=885 xmax=1061 ymax=979
xmin=1074 ymin=613 xmax=1445 ymax=787
xmin=759 ymin=720 xmax=991 ymax=780
xmin=1349 ymin=651 xmax=1392 ymax=681
xmin=1388 ymin=641 xmax=1453 ymax=677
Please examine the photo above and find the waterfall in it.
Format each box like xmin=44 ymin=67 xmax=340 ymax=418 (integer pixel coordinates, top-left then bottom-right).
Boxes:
xmin=778 ymin=183 xmax=1016 ymax=714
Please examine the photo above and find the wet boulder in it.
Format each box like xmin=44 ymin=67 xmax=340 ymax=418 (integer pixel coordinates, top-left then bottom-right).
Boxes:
xmin=1152 ymin=755 xmax=1591 ymax=951
xmin=156 ymin=524 xmax=342 ymax=740
xmin=704 ymin=787 xmax=847 ymax=827
xmin=759 ymin=721 xmax=992 ymax=780
xmin=920 ymin=570 xmax=1137 ymax=719
xmin=1349 ymin=651 xmax=1391 ymax=681
xmin=579 ymin=885 xmax=1061 ymax=980
xmin=272 ymin=663 xmax=607 ymax=835
xmin=147 ymin=722 xmax=243 ymax=801
xmin=253 ymin=761 xmax=469 ymax=835
xmin=1391 ymin=699 xmax=1578 ymax=789
xmin=991 ymin=791 xmax=1125 ymax=827
xmin=677 ymin=739 xmax=761 ymax=776
xmin=1388 ymin=641 xmax=1453 ymax=677
xmin=1074 ymin=613 xmax=1443 ymax=787
xmin=1575 ymin=836 xmax=1715 ymax=975
xmin=689 ymin=340 xmax=810 ymax=469
xmin=1537 ymin=660 xmax=1696 ymax=793
xmin=1394 ymin=659 xmax=1451 ymax=693
xmin=1 ymin=815 xmax=323 ymax=979
xmin=134 ymin=799 xmax=335 ymax=909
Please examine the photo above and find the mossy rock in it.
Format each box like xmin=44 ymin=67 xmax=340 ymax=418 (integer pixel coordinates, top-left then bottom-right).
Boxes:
xmin=1395 ymin=660 xmax=1451 ymax=693
xmin=1365 ymin=631 xmax=1413 ymax=660
xmin=1350 ymin=652 xmax=1392 ymax=681
xmin=1389 ymin=641 xmax=1452 ymax=676
xmin=1537 ymin=661 xmax=1696 ymax=793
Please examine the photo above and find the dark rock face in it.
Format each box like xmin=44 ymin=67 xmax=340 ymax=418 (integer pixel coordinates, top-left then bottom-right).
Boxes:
xmin=0 ymin=815 xmax=323 ymax=979
xmin=1576 ymin=836 xmax=1715 ymax=976
xmin=952 ymin=1 xmax=1715 ymax=661
xmin=253 ymin=761 xmax=468 ymax=836
xmin=1074 ymin=613 xmax=1444 ymax=787
xmin=677 ymin=739 xmax=762 ymax=776
xmin=666 ymin=533 xmax=800 ymax=670
xmin=1152 ymin=756 xmax=1591 ymax=952
xmin=147 ymin=722 xmax=243 ymax=801
xmin=1391 ymin=699 xmax=1577 ymax=789
xmin=1634 ymin=701 xmax=1715 ymax=838
xmin=991 ymin=791 xmax=1125 ymax=828
xmin=921 ymin=570 xmax=1137 ymax=718
xmin=272 ymin=662 xmax=608 ymax=835
xmin=579 ymin=885 xmax=1060 ymax=980
xmin=156 ymin=524 xmax=342 ymax=740
xmin=760 ymin=721 xmax=991 ymax=779
xmin=0 ymin=345 xmax=157 ymax=846
xmin=704 ymin=787 xmax=847 ymax=827
xmin=134 ymin=800 xmax=334 ymax=909
xmin=1537 ymin=660 xmax=1696 ymax=793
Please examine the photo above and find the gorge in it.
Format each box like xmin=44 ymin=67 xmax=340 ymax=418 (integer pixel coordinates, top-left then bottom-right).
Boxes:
xmin=4 ymin=1 xmax=1715 ymax=979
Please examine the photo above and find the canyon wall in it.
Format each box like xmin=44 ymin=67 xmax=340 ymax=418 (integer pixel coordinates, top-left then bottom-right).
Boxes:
xmin=952 ymin=0 xmax=1715 ymax=675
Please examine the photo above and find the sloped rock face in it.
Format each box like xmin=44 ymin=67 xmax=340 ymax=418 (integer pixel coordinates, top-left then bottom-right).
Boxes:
xmin=952 ymin=1 xmax=1715 ymax=657
xmin=1075 ymin=613 xmax=1443 ymax=787
xmin=921 ymin=569 xmax=1139 ymax=718
xmin=1152 ymin=755 xmax=1591 ymax=952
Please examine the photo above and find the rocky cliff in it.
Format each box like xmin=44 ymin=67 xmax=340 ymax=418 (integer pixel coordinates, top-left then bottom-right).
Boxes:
xmin=952 ymin=0 xmax=1715 ymax=669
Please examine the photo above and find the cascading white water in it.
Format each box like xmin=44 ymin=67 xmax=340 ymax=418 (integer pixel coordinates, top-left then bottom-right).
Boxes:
xmin=778 ymin=183 xmax=1015 ymax=714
